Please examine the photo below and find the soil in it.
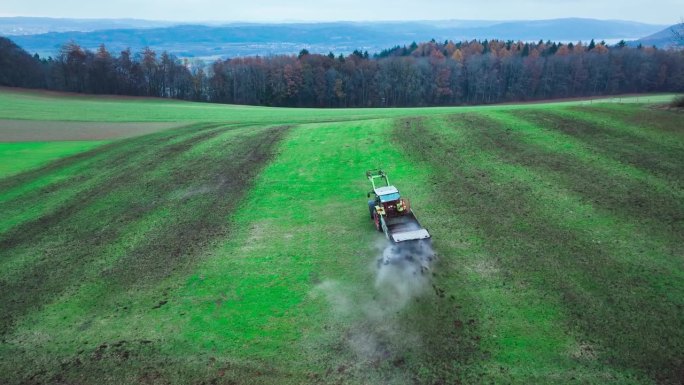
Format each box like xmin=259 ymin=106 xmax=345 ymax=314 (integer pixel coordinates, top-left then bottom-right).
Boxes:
xmin=0 ymin=119 xmax=183 ymax=142
xmin=0 ymin=123 xmax=290 ymax=335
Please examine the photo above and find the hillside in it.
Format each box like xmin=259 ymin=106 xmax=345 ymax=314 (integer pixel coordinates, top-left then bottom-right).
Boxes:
xmin=0 ymin=89 xmax=682 ymax=384
xmin=5 ymin=18 xmax=667 ymax=58
xmin=634 ymin=23 xmax=683 ymax=48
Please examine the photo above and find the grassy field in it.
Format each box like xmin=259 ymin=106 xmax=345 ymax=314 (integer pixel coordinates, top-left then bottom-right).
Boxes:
xmin=0 ymin=88 xmax=682 ymax=384
xmin=0 ymin=87 xmax=676 ymax=123
xmin=0 ymin=141 xmax=107 ymax=178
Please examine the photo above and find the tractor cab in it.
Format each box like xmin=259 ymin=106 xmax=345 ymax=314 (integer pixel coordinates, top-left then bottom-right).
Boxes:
xmin=372 ymin=185 xmax=408 ymax=216
xmin=375 ymin=186 xmax=400 ymax=203
xmin=366 ymin=170 xmax=410 ymax=219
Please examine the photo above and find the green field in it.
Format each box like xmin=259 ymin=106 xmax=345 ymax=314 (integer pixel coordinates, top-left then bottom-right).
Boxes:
xmin=0 ymin=141 xmax=107 ymax=178
xmin=0 ymin=88 xmax=682 ymax=384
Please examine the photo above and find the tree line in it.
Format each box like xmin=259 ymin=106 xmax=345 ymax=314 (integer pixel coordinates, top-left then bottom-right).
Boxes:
xmin=1 ymin=36 xmax=683 ymax=107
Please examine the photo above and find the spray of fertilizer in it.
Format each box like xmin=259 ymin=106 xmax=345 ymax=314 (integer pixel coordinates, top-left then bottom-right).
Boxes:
xmin=314 ymin=237 xmax=436 ymax=369
xmin=374 ymin=237 xmax=436 ymax=311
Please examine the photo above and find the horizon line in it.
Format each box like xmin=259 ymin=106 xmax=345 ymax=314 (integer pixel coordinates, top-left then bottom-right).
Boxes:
xmin=0 ymin=15 xmax=675 ymax=26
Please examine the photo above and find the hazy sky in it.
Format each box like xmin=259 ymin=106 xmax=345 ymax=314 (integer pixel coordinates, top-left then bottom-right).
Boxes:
xmin=0 ymin=0 xmax=681 ymax=24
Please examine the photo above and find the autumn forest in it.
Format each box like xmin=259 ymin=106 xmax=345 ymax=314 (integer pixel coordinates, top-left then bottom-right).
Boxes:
xmin=1 ymin=36 xmax=683 ymax=107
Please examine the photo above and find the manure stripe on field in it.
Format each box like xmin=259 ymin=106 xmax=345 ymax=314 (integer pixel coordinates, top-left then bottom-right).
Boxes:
xmin=481 ymin=111 xmax=683 ymax=248
xmin=0 ymin=123 xmax=290 ymax=336
xmin=567 ymin=103 xmax=684 ymax=137
xmin=0 ymin=122 xmax=225 ymax=192
xmin=507 ymin=109 xmax=684 ymax=188
xmin=0 ymin=123 xmax=229 ymax=235
xmin=394 ymin=113 xmax=684 ymax=384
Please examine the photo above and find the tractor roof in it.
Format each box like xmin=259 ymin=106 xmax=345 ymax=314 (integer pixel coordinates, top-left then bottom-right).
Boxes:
xmin=375 ymin=186 xmax=399 ymax=196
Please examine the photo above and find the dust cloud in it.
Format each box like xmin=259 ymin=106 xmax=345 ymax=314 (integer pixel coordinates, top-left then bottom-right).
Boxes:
xmin=314 ymin=237 xmax=436 ymax=365
xmin=374 ymin=238 xmax=435 ymax=311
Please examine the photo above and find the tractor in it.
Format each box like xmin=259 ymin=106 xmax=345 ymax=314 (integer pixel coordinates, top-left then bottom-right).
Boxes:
xmin=366 ymin=170 xmax=431 ymax=243
xmin=366 ymin=170 xmax=433 ymax=268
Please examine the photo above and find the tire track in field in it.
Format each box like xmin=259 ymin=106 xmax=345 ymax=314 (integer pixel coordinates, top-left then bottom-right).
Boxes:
xmin=103 ymin=125 xmax=290 ymax=286
xmin=0 ymin=123 xmax=239 ymax=235
xmin=457 ymin=111 xmax=682 ymax=261
xmin=0 ymin=124 xmax=228 ymax=250
xmin=395 ymin=115 xmax=684 ymax=384
xmin=0 ymin=122 xmax=225 ymax=192
xmin=508 ymin=109 xmax=684 ymax=187
xmin=480 ymin=112 xmax=683 ymax=250
xmin=0 ymin=124 xmax=290 ymax=335
xmin=569 ymin=104 xmax=684 ymax=136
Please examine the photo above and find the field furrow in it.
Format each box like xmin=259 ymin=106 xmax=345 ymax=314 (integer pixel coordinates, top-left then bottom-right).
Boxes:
xmin=0 ymin=123 xmax=289 ymax=336
xmin=482 ymin=111 xmax=683 ymax=252
xmin=508 ymin=108 xmax=684 ymax=187
xmin=394 ymin=113 xmax=683 ymax=383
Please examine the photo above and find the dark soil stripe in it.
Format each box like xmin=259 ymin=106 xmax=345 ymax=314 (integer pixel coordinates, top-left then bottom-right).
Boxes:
xmin=0 ymin=119 xmax=183 ymax=142
xmin=569 ymin=104 xmax=684 ymax=136
xmin=103 ymin=126 xmax=290 ymax=286
xmin=464 ymin=113 xmax=683 ymax=250
xmin=0 ymin=122 xmax=224 ymax=191
xmin=0 ymin=123 xmax=234 ymax=237
xmin=0 ymin=124 xmax=289 ymax=335
xmin=9 ymin=339 xmax=294 ymax=385
xmin=0 ymin=124 xmax=229 ymax=251
xmin=508 ymin=109 xmax=683 ymax=185
xmin=394 ymin=116 xmax=684 ymax=384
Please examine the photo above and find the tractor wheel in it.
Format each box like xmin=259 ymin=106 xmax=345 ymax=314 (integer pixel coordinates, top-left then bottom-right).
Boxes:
xmin=373 ymin=212 xmax=383 ymax=232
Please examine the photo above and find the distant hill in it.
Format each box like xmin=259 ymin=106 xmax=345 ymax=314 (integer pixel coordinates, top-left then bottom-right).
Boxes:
xmin=3 ymin=18 xmax=667 ymax=59
xmin=0 ymin=17 xmax=178 ymax=36
xmin=632 ymin=24 xmax=683 ymax=48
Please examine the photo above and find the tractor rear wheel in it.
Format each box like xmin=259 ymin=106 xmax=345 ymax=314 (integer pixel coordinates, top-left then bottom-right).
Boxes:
xmin=373 ymin=212 xmax=383 ymax=232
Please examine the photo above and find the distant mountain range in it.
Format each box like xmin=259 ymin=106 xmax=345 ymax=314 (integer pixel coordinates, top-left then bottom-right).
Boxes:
xmin=633 ymin=24 xmax=683 ymax=48
xmin=0 ymin=17 xmax=177 ymax=36
xmin=0 ymin=17 xmax=671 ymax=59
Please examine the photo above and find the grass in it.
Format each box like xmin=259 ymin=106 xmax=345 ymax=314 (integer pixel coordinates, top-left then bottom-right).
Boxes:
xmin=0 ymin=87 xmax=678 ymax=123
xmin=0 ymin=141 xmax=107 ymax=178
xmin=0 ymin=88 xmax=682 ymax=384
xmin=395 ymin=113 xmax=682 ymax=383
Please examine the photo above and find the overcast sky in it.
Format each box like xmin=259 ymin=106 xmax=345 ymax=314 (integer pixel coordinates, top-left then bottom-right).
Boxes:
xmin=0 ymin=0 xmax=681 ymax=25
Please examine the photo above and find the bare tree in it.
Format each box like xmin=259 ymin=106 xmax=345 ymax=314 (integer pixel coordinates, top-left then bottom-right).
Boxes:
xmin=672 ymin=19 xmax=684 ymax=47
